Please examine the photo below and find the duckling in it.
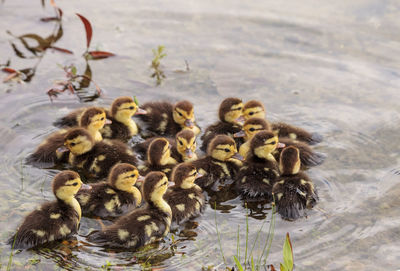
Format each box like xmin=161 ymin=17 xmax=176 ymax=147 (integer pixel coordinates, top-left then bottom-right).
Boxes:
xmin=243 ymin=100 xmax=323 ymax=145
xmin=272 ymin=146 xmax=318 ymax=220
xmin=164 ymin=163 xmax=205 ymax=224
xmin=27 ymin=107 xmax=108 ymax=164
xmin=62 ymin=128 xmax=138 ymax=178
xmin=134 ymin=129 xmax=198 ymax=162
xmin=9 ymin=171 xmax=84 ymax=249
xmin=234 ymin=118 xmax=324 ymax=168
xmin=235 ymin=131 xmax=281 ymax=201
xmin=138 ymin=138 xmax=178 ymax=178
xmin=192 ymin=135 xmax=243 ymax=189
xmin=200 ymin=97 xmax=244 ymax=152
xmin=234 ymin=117 xmax=271 ymax=158
xmin=87 ymin=171 xmax=172 ymax=248
xmin=53 ymin=96 xmax=146 ymax=141
xmin=136 ymin=100 xmax=200 ymax=137
xmin=76 ymin=163 xmax=143 ymax=218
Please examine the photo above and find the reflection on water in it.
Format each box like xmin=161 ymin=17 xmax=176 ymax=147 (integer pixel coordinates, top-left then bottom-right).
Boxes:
xmin=1 ymin=0 xmax=400 ymax=270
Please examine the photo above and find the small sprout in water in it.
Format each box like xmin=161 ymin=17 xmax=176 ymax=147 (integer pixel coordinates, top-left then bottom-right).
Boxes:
xmin=134 ymin=95 xmax=139 ymax=106
xmin=150 ymin=45 xmax=166 ymax=85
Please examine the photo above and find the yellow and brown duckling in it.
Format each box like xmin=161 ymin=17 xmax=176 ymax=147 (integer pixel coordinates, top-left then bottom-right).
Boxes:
xmin=136 ymin=100 xmax=200 ymax=137
xmin=234 ymin=117 xmax=324 ymax=168
xmin=134 ymin=129 xmax=198 ymax=162
xmin=62 ymin=128 xmax=138 ymax=178
xmin=192 ymin=135 xmax=243 ymax=189
xmin=76 ymin=163 xmax=143 ymax=218
xmin=164 ymin=163 xmax=205 ymax=225
xmin=27 ymin=107 xmax=108 ymax=164
xmin=88 ymin=171 xmax=172 ymax=248
xmin=243 ymin=100 xmax=323 ymax=145
xmin=138 ymin=138 xmax=178 ymax=178
xmin=235 ymin=131 xmax=282 ymax=201
xmin=53 ymin=96 xmax=146 ymax=141
xmin=9 ymin=171 xmax=84 ymax=249
xmin=200 ymin=97 xmax=245 ymax=152
xmin=272 ymin=146 xmax=318 ymax=220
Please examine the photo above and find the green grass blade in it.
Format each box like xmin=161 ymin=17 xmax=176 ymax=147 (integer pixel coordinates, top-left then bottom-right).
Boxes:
xmin=233 ymin=256 xmax=244 ymax=271
xmin=282 ymin=233 xmax=294 ymax=271
xmin=7 ymin=234 xmax=17 ymax=271
xmin=214 ymin=202 xmax=227 ymax=265
xmin=237 ymin=225 xmax=241 ymax=262
xmin=245 ymin=205 xmax=249 ymax=269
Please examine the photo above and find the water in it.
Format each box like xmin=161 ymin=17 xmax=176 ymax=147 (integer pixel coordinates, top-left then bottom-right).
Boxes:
xmin=1 ymin=0 xmax=400 ymax=270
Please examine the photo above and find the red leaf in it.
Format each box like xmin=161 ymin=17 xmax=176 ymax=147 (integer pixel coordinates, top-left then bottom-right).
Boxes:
xmin=76 ymin=13 xmax=93 ymax=49
xmin=50 ymin=46 xmax=73 ymax=54
xmin=67 ymin=83 xmax=75 ymax=94
xmin=88 ymin=51 xmax=115 ymax=59
xmin=2 ymin=68 xmax=17 ymax=74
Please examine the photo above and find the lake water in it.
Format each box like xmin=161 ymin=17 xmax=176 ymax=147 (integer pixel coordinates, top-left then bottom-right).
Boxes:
xmin=1 ymin=0 xmax=400 ymax=270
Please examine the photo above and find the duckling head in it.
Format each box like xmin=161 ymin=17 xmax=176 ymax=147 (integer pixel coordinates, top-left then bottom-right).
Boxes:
xmin=218 ymin=97 xmax=244 ymax=125
xmin=243 ymin=100 xmax=266 ymax=120
xmin=53 ymin=170 xmax=82 ymax=201
xmin=111 ymin=96 xmax=146 ymax=122
xmin=250 ymin=130 xmax=279 ymax=159
xmin=64 ymin=128 xmax=95 ymax=155
xmin=108 ymin=163 xmax=142 ymax=192
xmin=142 ymin=171 xmax=169 ymax=204
xmin=175 ymin=129 xmax=197 ymax=161
xmin=171 ymin=163 xmax=202 ymax=189
xmin=208 ymin=135 xmax=243 ymax=162
xmin=234 ymin=117 xmax=270 ymax=141
xmin=79 ymin=107 xmax=110 ymax=141
xmin=147 ymin=138 xmax=178 ymax=166
xmin=172 ymin=100 xmax=196 ymax=129
xmin=279 ymin=146 xmax=301 ymax=175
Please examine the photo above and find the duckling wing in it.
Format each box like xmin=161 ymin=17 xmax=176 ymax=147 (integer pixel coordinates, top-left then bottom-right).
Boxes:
xmin=27 ymin=131 xmax=68 ymax=164
xmin=200 ymin=121 xmax=242 ymax=152
xmin=272 ymin=122 xmax=323 ymax=145
xmin=136 ymin=102 xmax=178 ymax=136
xmin=165 ymin=188 xmax=205 ymax=224
xmin=10 ymin=201 xmax=79 ymax=249
xmin=53 ymin=108 xmax=85 ymax=128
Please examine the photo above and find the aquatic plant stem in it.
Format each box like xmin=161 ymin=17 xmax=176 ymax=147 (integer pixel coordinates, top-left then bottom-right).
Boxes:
xmin=260 ymin=200 xmax=276 ymax=268
xmin=237 ymin=225 xmax=240 ymax=263
xmin=214 ymin=202 xmax=227 ymax=265
xmin=244 ymin=205 xmax=249 ymax=270
xmin=7 ymin=234 xmax=17 ymax=271
xmin=248 ymin=219 xmax=266 ymax=265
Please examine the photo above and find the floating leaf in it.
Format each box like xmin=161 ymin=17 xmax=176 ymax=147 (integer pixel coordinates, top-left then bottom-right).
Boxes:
xmin=87 ymin=51 xmax=115 ymax=59
xmin=49 ymin=46 xmax=73 ymax=54
xmin=76 ymin=13 xmax=93 ymax=49
xmin=2 ymin=68 xmax=17 ymax=74
xmin=134 ymin=96 xmax=139 ymax=106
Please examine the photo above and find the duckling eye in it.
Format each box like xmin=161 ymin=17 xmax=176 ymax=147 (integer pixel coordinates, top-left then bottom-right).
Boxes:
xmin=130 ymin=174 xmax=135 ymax=178
xmin=249 ymin=128 xmax=255 ymax=132
xmin=179 ymin=140 xmax=183 ymax=145
xmin=72 ymin=182 xmax=78 ymax=186
xmin=100 ymin=117 xmax=105 ymax=120
xmin=249 ymin=112 xmax=254 ymax=115
xmin=238 ymin=107 xmax=242 ymax=110
xmin=178 ymin=112 xmax=183 ymax=116
xmin=224 ymin=148 xmax=230 ymax=153
xmin=70 ymin=142 xmax=76 ymax=146
xmin=270 ymin=141 xmax=276 ymax=145
xmin=129 ymin=106 xmax=135 ymax=110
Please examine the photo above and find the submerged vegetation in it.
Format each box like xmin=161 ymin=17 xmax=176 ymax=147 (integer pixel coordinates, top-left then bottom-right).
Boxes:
xmin=151 ymin=45 xmax=167 ymax=85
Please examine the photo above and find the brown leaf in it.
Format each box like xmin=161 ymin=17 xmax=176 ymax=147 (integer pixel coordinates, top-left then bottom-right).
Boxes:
xmin=76 ymin=13 xmax=93 ymax=49
xmin=67 ymin=83 xmax=75 ymax=94
xmin=87 ymin=51 xmax=115 ymax=59
xmin=2 ymin=68 xmax=17 ymax=74
xmin=50 ymin=46 xmax=73 ymax=54
xmin=40 ymin=17 xmax=59 ymax=22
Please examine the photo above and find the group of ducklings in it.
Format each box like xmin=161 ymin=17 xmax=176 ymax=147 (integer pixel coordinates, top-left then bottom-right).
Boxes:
xmin=10 ymin=96 xmax=324 ymax=251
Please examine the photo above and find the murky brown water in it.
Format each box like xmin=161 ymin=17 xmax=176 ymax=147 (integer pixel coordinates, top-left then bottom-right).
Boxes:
xmin=1 ymin=0 xmax=400 ymax=270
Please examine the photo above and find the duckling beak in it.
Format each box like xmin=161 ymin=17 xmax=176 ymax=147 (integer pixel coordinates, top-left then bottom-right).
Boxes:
xmin=185 ymin=148 xmax=194 ymax=158
xmin=232 ymin=152 xmax=244 ymax=161
xmin=105 ymin=118 xmax=112 ymax=124
xmin=234 ymin=116 xmax=245 ymax=125
xmin=195 ymin=172 xmax=204 ymax=179
xmin=184 ymin=119 xmax=194 ymax=128
xmin=80 ymin=183 xmax=92 ymax=190
xmin=277 ymin=142 xmax=286 ymax=149
xmin=56 ymin=146 xmax=69 ymax=153
xmin=168 ymin=182 xmax=175 ymax=187
xmin=136 ymin=175 xmax=145 ymax=184
xmin=233 ymin=130 xmax=246 ymax=138
xmin=135 ymin=108 xmax=147 ymax=115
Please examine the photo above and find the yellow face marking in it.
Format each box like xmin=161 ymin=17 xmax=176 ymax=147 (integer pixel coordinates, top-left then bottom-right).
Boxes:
xmin=114 ymin=102 xmax=139 ymax=135
xmin=244 ymin=124 xmax=264 ymax=141
xmin=50 ymin=213 xmax=61 ymax=219
xmin=56 ymin=177 xmax=82 ymax=201
xmin=150 ymin=176 xmax=172 ymax=215
xmin=159 ymin=143 xmax=177 ymax=166
xmin=114 ymin=169 xmax=139 ymax=192
xmin=175 ymin=204 xmax=185 ymax=212
xmin=173 ymin=108 xmax=194 ymax=126
xmin=243 ymin=106 xmax=265 ymax=120
xmin=88 ymin=113 xmax=107 ymax=131
xmin=65 ymin=135 xmax=93 ymax=155
xmin=181 ymin=169 xmax=197 ymax=189
xmin=254 ymin=136 xmax=279 ymax=159
xmin=224 ymin=103 xmax=244 ymax=123
xmin=137 ymin=215 xmax=151 ymax=221
xmin=211 ymin=144 xmax=237 ymax=161
xmin=118 ymin=229 xmax=129 ymax=240
xmin=239 ymin=141 xmax=250 ymax=158
xmin=176 ymin=136 xmax=196 ymax=158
